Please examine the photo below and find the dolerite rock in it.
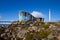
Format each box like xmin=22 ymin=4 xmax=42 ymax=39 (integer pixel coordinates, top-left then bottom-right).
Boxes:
xmin=0 ymin=21 xmax=27 ymax=40
xmin=0 ymin=21 xmax=59 ymax=40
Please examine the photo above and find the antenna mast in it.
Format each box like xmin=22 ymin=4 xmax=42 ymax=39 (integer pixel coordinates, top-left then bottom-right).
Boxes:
xmin=49 ymin=9 xmax=51 ymax=21
xmin=19 ymin=11 xmax=20 ymax=21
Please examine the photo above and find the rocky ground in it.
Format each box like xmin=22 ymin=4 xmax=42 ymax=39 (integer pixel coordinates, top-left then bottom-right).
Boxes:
xmin=0 ymin=21 xmax=60 ymax=40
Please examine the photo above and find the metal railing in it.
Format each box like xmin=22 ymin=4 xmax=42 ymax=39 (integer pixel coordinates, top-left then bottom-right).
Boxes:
xmin=0 ymin=21 xmax=13 ymax=24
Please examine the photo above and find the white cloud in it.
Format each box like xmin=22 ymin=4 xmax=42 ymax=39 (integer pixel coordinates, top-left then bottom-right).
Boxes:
xmin=31 ymin=11 xmax=44 ymax=18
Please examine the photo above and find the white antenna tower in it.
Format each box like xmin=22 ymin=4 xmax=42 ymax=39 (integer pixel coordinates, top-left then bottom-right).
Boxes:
xmin=49 ymin=9 xmax=51 ymax=21
xmin=19 ymin=11 xmax=20 ymax=21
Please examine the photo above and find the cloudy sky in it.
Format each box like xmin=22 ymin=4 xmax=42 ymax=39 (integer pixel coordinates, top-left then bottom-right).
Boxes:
xmin=0 ymin=0 xmax=60 ymax=21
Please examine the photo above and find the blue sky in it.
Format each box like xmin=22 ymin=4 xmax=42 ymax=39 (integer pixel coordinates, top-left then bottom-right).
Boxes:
xmin=0 ymin=0 xmax=60 ymax=21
